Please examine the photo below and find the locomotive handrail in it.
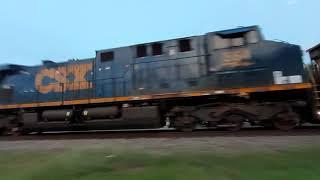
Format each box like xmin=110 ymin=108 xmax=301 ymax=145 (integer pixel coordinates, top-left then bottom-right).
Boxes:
xmin=27 ymin=57 xmax=204 ymax=105
xmin=131 ymin=54 xmax=207 ymax=65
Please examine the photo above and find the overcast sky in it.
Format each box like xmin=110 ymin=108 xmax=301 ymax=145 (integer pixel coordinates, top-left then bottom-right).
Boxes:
xmin=0 ymin=0 xmax=318 ymax=65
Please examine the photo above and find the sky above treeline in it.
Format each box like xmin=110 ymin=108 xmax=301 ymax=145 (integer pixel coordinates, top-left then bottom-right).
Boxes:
xmin=0 ymin=0 xmax=318 ymax=65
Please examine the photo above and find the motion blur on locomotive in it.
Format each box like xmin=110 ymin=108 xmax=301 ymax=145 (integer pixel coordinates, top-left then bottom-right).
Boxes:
xmin=0 ymin=26 xmax=315 ymax=134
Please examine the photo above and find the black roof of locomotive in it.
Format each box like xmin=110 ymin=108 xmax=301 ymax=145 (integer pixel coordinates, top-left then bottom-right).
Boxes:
xmin=96 ymin=25 xmax=261 ymax=53
xmin=213 ymin=25 xmax=259 ymax=35
xmin=307 ymin=43 xmax=320 ymax=52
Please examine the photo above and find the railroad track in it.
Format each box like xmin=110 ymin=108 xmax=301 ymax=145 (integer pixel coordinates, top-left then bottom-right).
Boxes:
xmin=1 ymin=126 xmax=320 ymax=141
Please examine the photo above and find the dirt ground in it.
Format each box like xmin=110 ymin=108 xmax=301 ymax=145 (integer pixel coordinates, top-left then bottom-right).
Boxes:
xmin=0 ymin=135 xmax=320 ymax=154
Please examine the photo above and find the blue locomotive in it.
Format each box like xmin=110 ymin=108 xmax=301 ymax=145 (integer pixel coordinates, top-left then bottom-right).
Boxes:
xmin=0 ymin=26 xmax=314 ymax=134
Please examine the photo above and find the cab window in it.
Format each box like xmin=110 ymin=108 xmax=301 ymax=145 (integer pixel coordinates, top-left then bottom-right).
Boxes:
xmin=136 ymin=45 xmax=147 ymax=58
xmin=179 ymin=39 xmax=192 ymax=52
xmin=152 ymin=43 xmax=163 ymax=56
xmin=100 ymin=51 xmax=114 ymax=62
xmin=213 ymin=30 xmax=260 ymax=50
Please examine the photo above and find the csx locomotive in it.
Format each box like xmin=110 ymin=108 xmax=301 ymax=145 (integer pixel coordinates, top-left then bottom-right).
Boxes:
xmin=0 ymin=26 xmax=316 ymax=134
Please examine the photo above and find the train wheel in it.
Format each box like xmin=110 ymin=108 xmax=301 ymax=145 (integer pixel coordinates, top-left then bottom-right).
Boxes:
xmin=223 ymin=114 xmax=244 ymax=131
xmin=175 ymin=116 xmax=196 ymax=132
xmin=273 ymin=112 xmax=299 ymax=131
xmin=19 ymin=129 xmax=31 ymax=135
xmin=0 ymin=120 xmax=11 ymax=136
xmin=0 ymin=127 xmax=10 ymax=136
xmin=0 ymin=127 xmax=17 ymax=136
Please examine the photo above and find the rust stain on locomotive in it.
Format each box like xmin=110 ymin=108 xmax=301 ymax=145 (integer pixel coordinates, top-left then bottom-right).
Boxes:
xmin=35 ymin=63 xmax=93 ymax=94
xmin=222 ymin=49 xmax=254 ymax=68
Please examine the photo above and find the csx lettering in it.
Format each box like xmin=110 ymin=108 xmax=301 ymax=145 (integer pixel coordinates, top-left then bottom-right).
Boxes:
xmin=35 ymin=63 xmax=93 ymax=94
xmin=222 ymin=49 xmax=253 ymax=68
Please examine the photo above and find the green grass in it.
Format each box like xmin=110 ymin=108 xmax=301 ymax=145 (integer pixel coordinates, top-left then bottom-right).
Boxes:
xmin=0 ymin=147 xmax=320 ymax=180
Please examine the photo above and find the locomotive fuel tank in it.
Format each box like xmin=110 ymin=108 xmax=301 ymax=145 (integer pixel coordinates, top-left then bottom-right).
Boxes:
xmin=42 ymin=110 xmax=73 ymax=122
xmin=122 ymin=106 xmax=161 ymax=128
xmin=82 ymin=106 xmax=120 ymax=120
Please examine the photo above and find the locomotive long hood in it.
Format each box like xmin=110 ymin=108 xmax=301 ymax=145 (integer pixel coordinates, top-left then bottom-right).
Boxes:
xmin=0 ymin=64 xmax=26 ymax=83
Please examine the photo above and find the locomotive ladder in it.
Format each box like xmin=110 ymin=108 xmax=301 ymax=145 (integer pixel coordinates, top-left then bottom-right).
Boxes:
xmin=313 ymin=85 xmax=320 ymax=112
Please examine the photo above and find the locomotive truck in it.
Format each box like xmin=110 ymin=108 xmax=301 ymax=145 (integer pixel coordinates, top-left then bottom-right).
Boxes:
xmin=0 ymin=26 xmax=317 ymax=135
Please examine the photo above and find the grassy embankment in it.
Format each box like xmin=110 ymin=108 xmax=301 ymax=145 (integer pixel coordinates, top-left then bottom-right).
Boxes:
xmin=0 ymin=147 xmax=319 ymax=180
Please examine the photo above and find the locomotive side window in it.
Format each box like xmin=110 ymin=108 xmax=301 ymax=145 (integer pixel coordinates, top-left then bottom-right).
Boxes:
xmin=101 ymin=51 xmax=114 ymax=62
xmin=246 ymin=31 xmax=260 ymax=44
xmin=231 ymin=37 xmax=245 ymax=47
xmin=179 ymin=39 xmax=192 ymax=52
xmin=213 ymin=30 xmax=260 ymax=50
xmin=213 ymin=35 xmax=245 ymax=49
xmin=136 ymin=45 xmax=147 ymax=58
xmin=213 ymin=35 xmax=230 ymax=49
xmin=152 ymin=43 xmax=163 ymax=56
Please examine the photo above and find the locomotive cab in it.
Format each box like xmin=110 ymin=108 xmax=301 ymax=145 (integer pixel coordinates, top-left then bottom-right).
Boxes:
xmin=308 ymin=44 xmax=320 ymax=120
xmin=207 ymin=27 xmax=266 ymax=89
